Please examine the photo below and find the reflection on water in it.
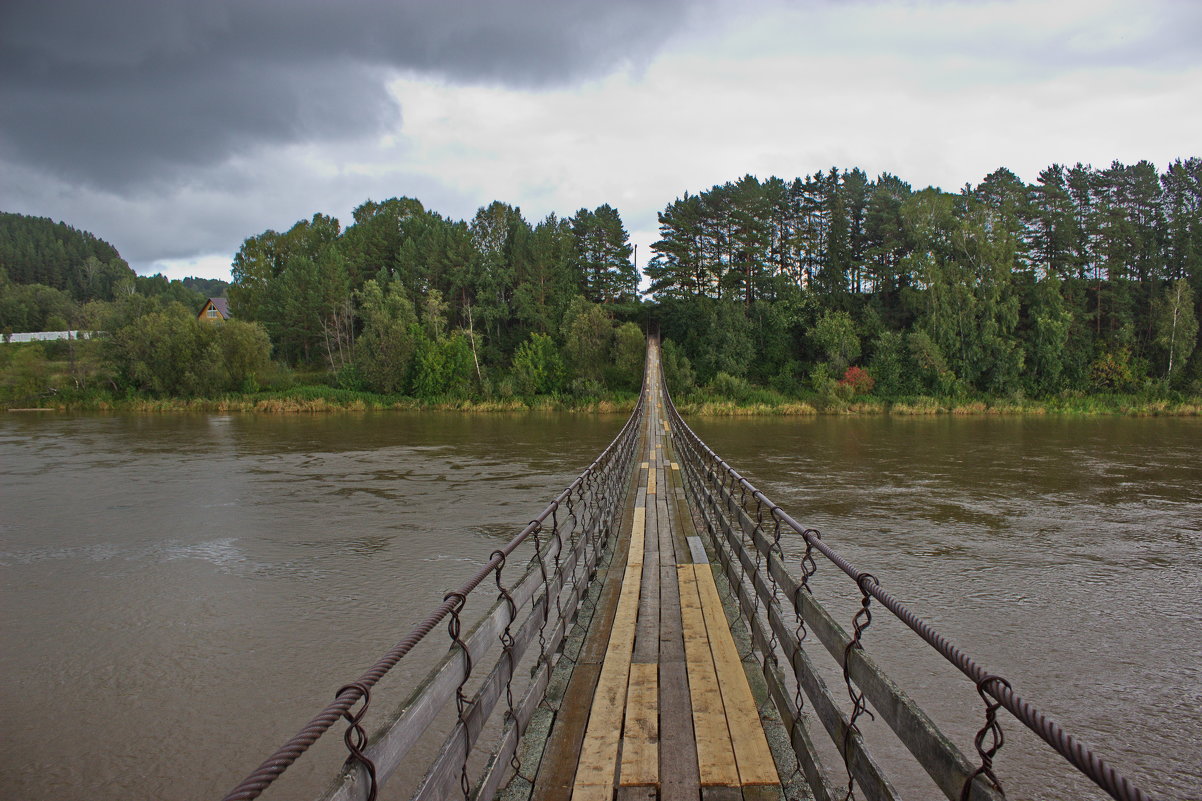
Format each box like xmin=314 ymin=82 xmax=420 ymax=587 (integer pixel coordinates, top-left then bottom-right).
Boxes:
xmin=1 ymin=412 xmax=1198 ymax=801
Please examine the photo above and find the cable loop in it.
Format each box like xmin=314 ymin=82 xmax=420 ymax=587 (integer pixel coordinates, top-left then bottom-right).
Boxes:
xmin=961 ymin=676 xmax=1012 ymax=800
xmin=335 ymin=681 xmax=377 ymax=801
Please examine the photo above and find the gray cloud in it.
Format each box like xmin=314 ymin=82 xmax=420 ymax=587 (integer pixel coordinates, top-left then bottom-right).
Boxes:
xmin=0 ymin=0 xmax=696 ymax=190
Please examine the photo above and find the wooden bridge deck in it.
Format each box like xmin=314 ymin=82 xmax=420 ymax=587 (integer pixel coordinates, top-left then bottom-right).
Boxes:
xmin=532 ymin=343 xmax=783 ymax=801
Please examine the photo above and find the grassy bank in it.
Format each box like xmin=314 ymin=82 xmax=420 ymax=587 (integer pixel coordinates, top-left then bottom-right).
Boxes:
xmin=8 ymin=385 xmax=1200 ymax=417
xmin=5 ymin=384 xmax=641 ymax=414
xmin=670 ymin=391 xmax=1202 ymax=417
xmin=3 ymin=341 xmax=1198 ymax=416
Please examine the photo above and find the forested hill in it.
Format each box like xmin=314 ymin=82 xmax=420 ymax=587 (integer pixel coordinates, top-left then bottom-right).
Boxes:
xmin=0 ymin=212 xmax=231 ymax=335
xmin=0 ymin=212 xmax=135 ymax=300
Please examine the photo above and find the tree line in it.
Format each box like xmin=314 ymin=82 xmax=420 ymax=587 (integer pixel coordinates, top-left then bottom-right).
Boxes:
xmin=3 ymin=155 xmax=1199 ymax=405
xmin=648 ymin=159 xmax=1201 ymax=400
xmin=226 ymin=198 xmax=645 ymax=398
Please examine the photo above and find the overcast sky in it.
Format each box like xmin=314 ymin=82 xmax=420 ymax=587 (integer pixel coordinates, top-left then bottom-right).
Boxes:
xmin=1 ymin=0 xmax=1199 ymax=282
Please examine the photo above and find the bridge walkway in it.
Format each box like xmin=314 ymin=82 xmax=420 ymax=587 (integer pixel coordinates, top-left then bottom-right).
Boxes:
xmin=532 ymin=340 xmax=784 ymax=801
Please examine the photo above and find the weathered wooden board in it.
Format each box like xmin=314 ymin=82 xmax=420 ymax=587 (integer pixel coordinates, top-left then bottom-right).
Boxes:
xmin=471 ymin=640 xmax=553 ymax=801
xmin=703 ymin=475 xmax=1004 ymax=801
xmin=573 ymin=558 xmax=643 ymax=794
xmin=678 ymin=564 xmax=739 ymax=787
xmin=411 ymin=522 xmax=605 ymax=801
xmin=741 ymin=784 xmax=786 ymax=801
xmin=693 ymin=565 xmax=780 ymax=787
xmin=703 ymin=536 xmax=836 ymax=801
xmin=628 ymin=513 xmax=645 ymax=567
xmin=532 ymin=515 xmax=634 ymax=800
xmin=632 ymin=547 xmax=661 ymax=664
xmin=320 ymin=522 xmax=585 ymax=801
xmin=658 ymin=660 xmax=701 ymax=801
xmin=620 ymin=662 xmax=660 ymax=787
xmin=699 ymin=480 xmax=901 ymax=801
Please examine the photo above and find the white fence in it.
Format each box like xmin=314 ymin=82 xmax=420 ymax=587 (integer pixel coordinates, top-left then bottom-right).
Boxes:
xmin=2 ymin=331 xmax=96 ymax=343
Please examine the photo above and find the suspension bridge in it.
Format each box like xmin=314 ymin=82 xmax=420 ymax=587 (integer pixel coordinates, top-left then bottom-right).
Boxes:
xmin=221 ymin=338 xmax=1154 ymax=801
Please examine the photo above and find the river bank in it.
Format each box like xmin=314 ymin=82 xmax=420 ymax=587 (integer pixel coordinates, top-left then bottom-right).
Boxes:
xmin=8 ymin=385 xmax=1201 ymax=416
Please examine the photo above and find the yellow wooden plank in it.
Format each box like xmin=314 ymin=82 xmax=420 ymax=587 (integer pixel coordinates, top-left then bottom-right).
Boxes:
xmin=694 ymin=566 xmax=780 ymax=786
xmin=628 ymin=515 xmax=645 ymax=567
xmin=569 ymin=784 xmax=612 ymax=801
xmin=672 ymin=463 xmax=680 ymax=472
xmin=646 ymin=469 xmax=657 ymax=496
xmin=640 ymin=461 xmax=649 ymax=470
xmin=677 ymin=565 xmax=739 ymax=787
xmin=619 ymin=663 xmax=659 ymax=786
xmin=574 ymin=560 xmax=643 ymax=793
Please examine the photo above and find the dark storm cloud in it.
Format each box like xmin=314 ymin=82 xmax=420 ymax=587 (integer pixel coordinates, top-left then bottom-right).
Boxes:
xmin=0 ymin=0 xmax=695 ymax=190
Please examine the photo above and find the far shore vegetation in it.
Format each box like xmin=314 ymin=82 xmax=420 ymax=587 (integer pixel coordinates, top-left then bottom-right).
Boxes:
xmin=3 ymin=157 xmax=1202 ymax=418
xmin=4 ymin=336 xmax=1199 ymax=418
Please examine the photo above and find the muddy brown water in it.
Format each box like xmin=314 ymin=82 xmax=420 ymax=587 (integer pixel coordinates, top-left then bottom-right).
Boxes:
xmin=1 ymin=412 xmax=1198 ymax=801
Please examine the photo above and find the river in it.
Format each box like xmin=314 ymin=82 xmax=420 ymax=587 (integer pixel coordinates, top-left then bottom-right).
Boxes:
xmin=1 ymin=412 xmax=1198 ymax=801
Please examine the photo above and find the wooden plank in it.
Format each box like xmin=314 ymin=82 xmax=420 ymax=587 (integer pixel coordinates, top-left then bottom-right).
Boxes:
xmin=617 ymin=787 xmax=658 ymax=801
xmin=646 ymin=468 xmax=657 ymax=496
xmin=658 ymin=565 xmax=686 ymax=664
xmin=413 ymin=528 xmax=600 ymax=801
xmin=628 ymin=514 xmax=645 ymax=566
xmin=531 ymin=663 xmax=602 ymax=801
xmin=658 ymin=661 xmax=700 ymax=801
xmin=578 ymin=529 xmax=631 ymax=665
xmin=701 ymin=533 xmax=836 ymax=801
xmin=620 ymin=662 xmax=659 ymax=786
xmin=688 ymin=536 xmax=708 ymax=564
xmin=678 ymin=565 xmax=739 ymax=787
xmin=413 ymin=607 xmax=535 ymax=801
xmin=631 ymin=534 xmax=660 ymax=663
xmin=534 ymin=520 xmax=634 ymax=800
xmin=715 ymin=495 xmax=1004 ymax=801
xmin=571 ymin=784 xmax=614 ymax=801
xmin=320 ymin=528 xmax=581 ymax=800
xmin=479 ymin=534 xmax=599 ymax=799
xmin=656 ymin=492 xmax=677 ymax=567
xmin=693 ymin=565 xmax=781 ymax=788
xmin=470 ymin=636 xmax=553 ymax=801
xmin=664 ymin=460 xmax=694 ymax=563
xmin=702 ymin=490 xmax=901 ymax=801
xmin=573 ymin=559 xmax=643 ymax=794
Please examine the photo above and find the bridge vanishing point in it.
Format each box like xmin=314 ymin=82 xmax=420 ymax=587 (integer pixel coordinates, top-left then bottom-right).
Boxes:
xmin=222 ymin=338 xmax=1154 ymax=801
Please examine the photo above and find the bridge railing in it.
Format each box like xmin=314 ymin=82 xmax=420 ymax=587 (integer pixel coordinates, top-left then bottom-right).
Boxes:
xmin=661 ymin=372 xmax=1152 ymax=801
xmin=221 ymin=388 xmax=645 ymax=801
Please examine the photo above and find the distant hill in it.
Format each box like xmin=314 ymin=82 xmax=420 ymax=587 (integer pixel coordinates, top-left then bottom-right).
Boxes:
xmin=0 ymin=212 xmax=136 ymax=302
xmin=180 ymin=276 xmax=230 ymax=299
